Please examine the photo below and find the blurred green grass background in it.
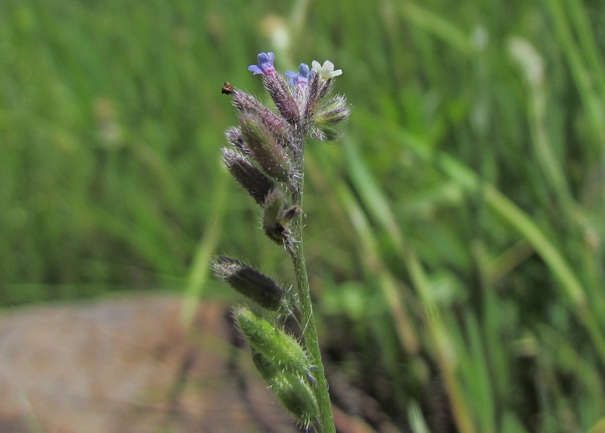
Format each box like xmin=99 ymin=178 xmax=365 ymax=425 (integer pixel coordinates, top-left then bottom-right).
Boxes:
xmin=2 ymin=0 xmax=605 ymax=431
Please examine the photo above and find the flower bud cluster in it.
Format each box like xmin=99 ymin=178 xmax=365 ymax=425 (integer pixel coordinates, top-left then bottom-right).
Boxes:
xmin=222 ymin=92 xmax=297 ymax=248
xmin=221 ymin=52 xmax=348 ymax=248
xmin=213 ymin=52 xmax=349 ymax=431
xmin=237 ymin=307 xmax=318 ymax=429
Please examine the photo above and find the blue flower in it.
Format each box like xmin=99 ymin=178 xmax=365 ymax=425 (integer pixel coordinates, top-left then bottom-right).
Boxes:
xmin=285 ymin=63 xmax=311 ymax=87
xmin=248 ymin=52 xmax=276 ymax=76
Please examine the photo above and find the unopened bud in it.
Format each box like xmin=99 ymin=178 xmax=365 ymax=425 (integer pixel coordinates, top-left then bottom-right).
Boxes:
xmin=262 ymin=73 xmax=300 ymax=125
xmin=212 ymin=257 xmax=291 ymax=311
xmin=235 ymin=306 xmax=312 ymax=377
xmin=239 ymin=111 xmax=291 ymax=182
xmin=252 ymin=349 xmax=279 ymax=383
xmin=315 ymin=95 xmax=350 ymax=126
xmin=307 ymin=94 xmax=349 ymax=141
xmin=231 ymin=90 xmax=291 ymax=148
xmin=263 ymin=187 xmax=301 ymax=244
xmin=304 ymin=71 xmax=322 ymax=124
xmin=252 ymin=350 xmax=318 ymax=429
xmin=222 ymin=148 xmax=275 ymax=206
xmin=318 ymin=78 xmax=334 ymax=99
xmin=271 ymin=371 xmax=319 ymax=429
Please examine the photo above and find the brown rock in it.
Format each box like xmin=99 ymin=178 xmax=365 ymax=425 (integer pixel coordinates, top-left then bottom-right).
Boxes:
xmin=0 ymin=294 xmax=302 ymax=433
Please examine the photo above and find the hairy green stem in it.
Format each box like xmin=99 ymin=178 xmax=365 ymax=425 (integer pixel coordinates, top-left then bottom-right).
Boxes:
xmin=289 ymin=148 xmax=335 ymax=433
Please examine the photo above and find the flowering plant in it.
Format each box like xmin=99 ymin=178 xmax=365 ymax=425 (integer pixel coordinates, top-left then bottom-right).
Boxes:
xmin=213 ymin=52 xmax=349 ymax=432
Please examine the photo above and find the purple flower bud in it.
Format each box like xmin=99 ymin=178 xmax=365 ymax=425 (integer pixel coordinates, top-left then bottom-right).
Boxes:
xmin=263 ymin=73 xmax=300 ymax=125
xmin=239 ymin=111 xmax=291 ymax=182
xmin=247 ymin=52 xmax=300 ymax=125
xmin=285 ymin=63 xmax=311 ymax=87
xmin=222 ymin=148 xmax=276 ymax=206
xmin=303 ymin=70 xmax=322 ymax=124
xmin=248 ymin=52 xmax=276 ymax=76
xmin=230 ymin=90 xmax=291 ymax=149
xmin=213 ymin=257 xmax=292 ymax=311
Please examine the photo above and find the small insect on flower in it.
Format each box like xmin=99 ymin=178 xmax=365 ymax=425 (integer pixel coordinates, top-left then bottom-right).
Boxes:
xmin=222 ymin=82 xmax=234 ymax=95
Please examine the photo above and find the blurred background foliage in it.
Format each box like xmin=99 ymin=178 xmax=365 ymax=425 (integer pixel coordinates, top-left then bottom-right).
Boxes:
xmin=1 ymin=0 xmax=605 ymax=431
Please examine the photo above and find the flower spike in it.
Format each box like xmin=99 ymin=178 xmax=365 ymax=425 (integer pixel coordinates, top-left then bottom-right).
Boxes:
xmin=217 ymin=50 xmax=349 ymax=433
xmin=311 ymin=60 xmax=342 ymax=80
xmin=248 ymin=52 xmax=276 ymax=76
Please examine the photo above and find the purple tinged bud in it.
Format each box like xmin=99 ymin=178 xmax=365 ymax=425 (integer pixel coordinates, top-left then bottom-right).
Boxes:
xmin=230 ymin=90 xmax=291 ymax=149
xmin=262 ymin=73 xmax=300 ymax=125
xmin=248 ymin=52 xmax=276 ymax=76
xmin=222 ymin=148 xmax=276 ymax=206
xmin=239 ymin=111 xmax=291 ymax=182
xmin=304 ymin=70 xmax=322 ymax=125
xmin=212 ymin=257 xmax=292 ymax=311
